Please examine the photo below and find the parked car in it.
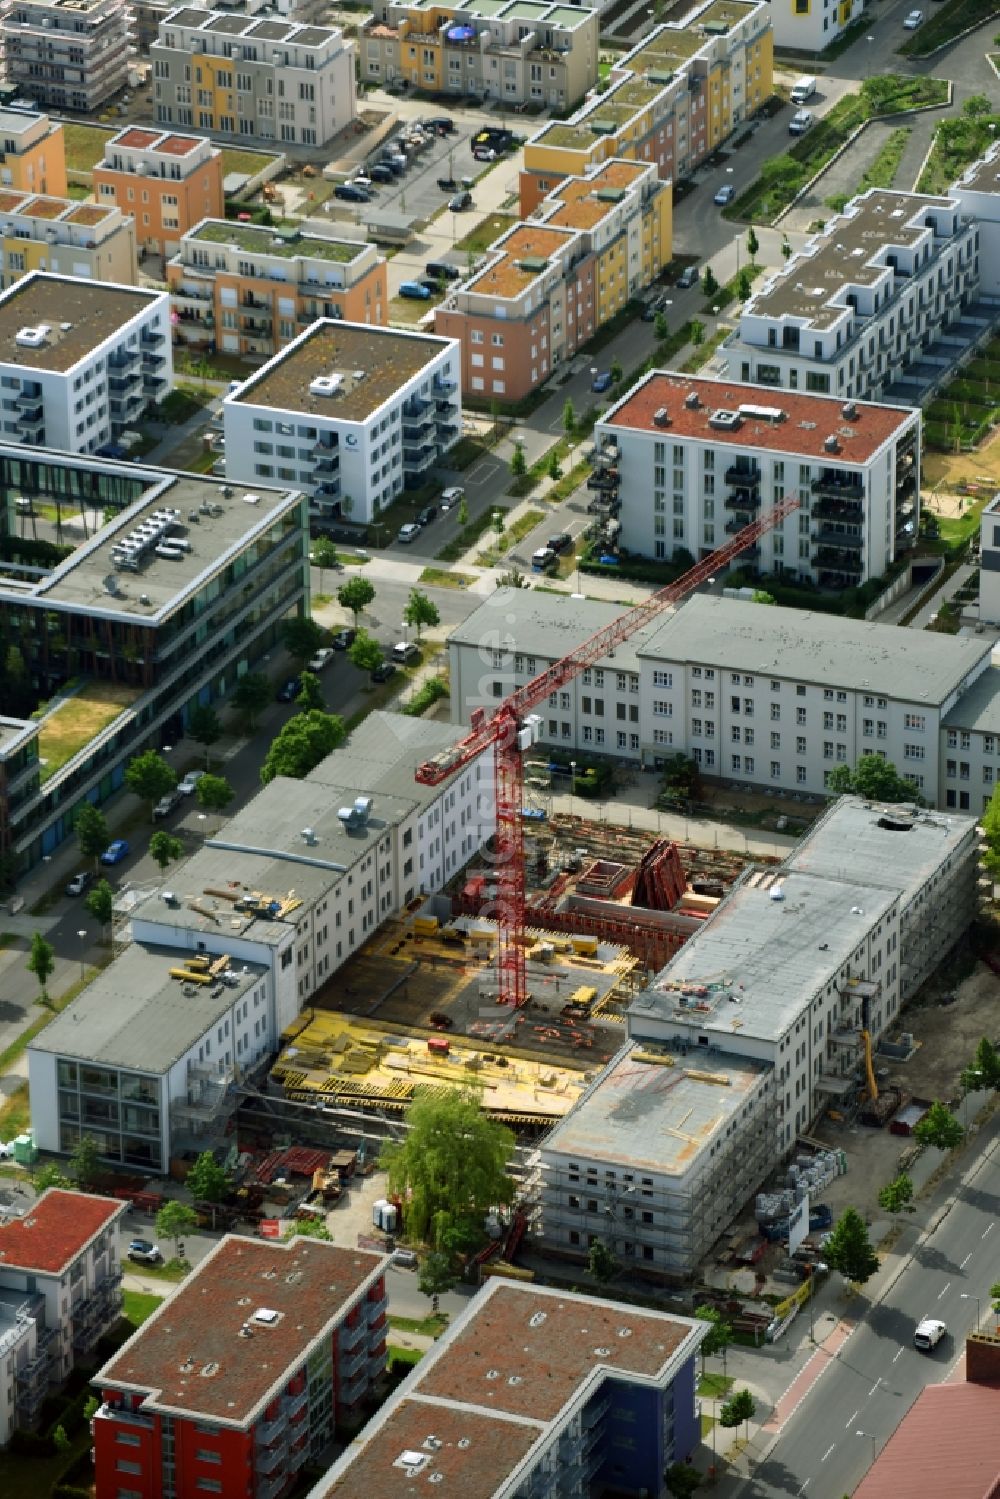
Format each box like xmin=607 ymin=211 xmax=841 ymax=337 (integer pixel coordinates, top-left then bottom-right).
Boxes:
xmin=372 ymin=660 xmax=397 ymax=683
xmin=307 ymin=647 xmax=335 ymax=671
xmin=547 ymin=533 xmax=572 ymax=554
xmin=178 ymin=770 xmax=205 ymax=796
xmin=332 ymin=628 xmax=356 ymax=651
xmin=153 ymin=788 xmax=182 ymax=821
xmin=591 ymin=371 xmax=613 ymax=393
xmin=397 ymin=522 xmax=422 ymax=543
xmin=913 ymin=1317 xmax=946 ymax=1350
xmin=788 ymin=109 xmax=814 ymax=135
xmin=531 ymin=546 xmax=557 ymax=573
xmin=714 ymin=183 xmax=735 ymax=206
xmin=351 ymin=174 xmax=374 ymax=190
xmin=425 ymin=116 xmax=456 ymax=134
xmin=392 ymin=1247 xmax=418 ymax=1268
xmin=100 ymin=839 xmax=129 ymax=866
xmin=370 ymin=164 xmax=395 ymax=184
xmin=399 ymin=281 xmax=432 ymax=300
xmin=473 ymin=147 xmax=496 ymax=162
xmin=676 ymin=264 xmax=699 ymax=289
xmin=902 ymin=7 xmax=923 ymax=23
xmin=449 ymin=190 xmax=473 ymax=211
xmin=276 ymin=676 xmax=302 ymax=702
xmin=641 ymin=293 xmax=667 ymax=322
xmin=65 ymin=870 xmax=94 ymax=897
xmin=334 ymin=182 xmax=371 ymax=203
xmin=427 ymin=260 xmax=462 ymax=280
xmin=440 ymin=486 xmax=464 ymax=510
xmin=127 ymin=1239 xmax=162 ymax=1265
xmin=416 ymin=505 xmax=438 ymax=526
xmin=392 ymin=641 xmax=419 ymax=665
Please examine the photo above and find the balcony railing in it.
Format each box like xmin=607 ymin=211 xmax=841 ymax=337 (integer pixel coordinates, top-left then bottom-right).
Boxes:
xmin=725 ymin=466 xmax=761 ymax=486
xmin=255 ymin=1412 xmax=288 ymax=1448
xmin=724 ymin=492 xmax=760 ymax=510
xmin=814 ymin=530 xmax=863 ymax=551
xmin=811 ymin=475 xmax=864 ymax=499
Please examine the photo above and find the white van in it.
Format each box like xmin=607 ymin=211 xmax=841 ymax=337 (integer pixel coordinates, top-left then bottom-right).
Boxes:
xmin=392 ymin=640 xmax=419 ymax=664
xmin=790 ymin=75 xmax=817 ymax=105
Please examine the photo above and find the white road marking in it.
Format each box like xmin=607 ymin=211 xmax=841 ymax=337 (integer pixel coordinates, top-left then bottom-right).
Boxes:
xmin=938 ymin=1282 xmax=951 ymax=1299
xmin=869 ymin=1381 xmax=882 ymax=1397
xmin=845 ymin=1411 xmax=858 ymax=1428
xmin=796 ymin=1483 xmax=810 ymax=1496
xmin=468 ymin=459 xmax=501 ymax=484
xmin=892 ymin=1349 xmax=903 ymax=1363
xmin=960 ymin=1253 xmax=972 ymax=1269
xmin=984 ymin=1224 xmax=993 ymax=1238
xmin=821 ymin=1445 xmax=835 ymax=1463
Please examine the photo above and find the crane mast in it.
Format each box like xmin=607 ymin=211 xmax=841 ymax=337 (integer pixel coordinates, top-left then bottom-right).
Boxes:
xmin=416 ymin=495 xmax=800 ymax=1007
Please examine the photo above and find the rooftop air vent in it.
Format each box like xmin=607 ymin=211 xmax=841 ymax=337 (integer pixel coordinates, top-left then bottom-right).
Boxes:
xmin=242 ymin=492 xmax=261 ymax=505
xmin=309 ymin=373 xmax=344 ymax=397
xmin=685 ymin=390 xmax=700 ymax=409
xmin=738 ymin=403 xmax=786 ymax=424
xmin=824 ymin=434 xmax=839 ymax=453
xmin=15 ymin=325 xmax=47 ymax=348
xmin=201 ymin=1362 xmax=220 ymax=1377
xmin=393 ymin=1452 xmax=430 ymax=1476
xmin=301 ymin=827 xmax=317 ymax=845
xmin=252 ymin=1307 xmax=280 ymax=1325
xmin=841 ymin=401 xmax=858 ymax=420
xmin=529 ymin=1311 xmax=547 ymax=1328
xmin=423 ymin=1437 xmax=443 ymax=1452
xmin=708 ymin=408 xmax=742 ymax=430
xmin=652 ymin=406 xmax=670 ymax=428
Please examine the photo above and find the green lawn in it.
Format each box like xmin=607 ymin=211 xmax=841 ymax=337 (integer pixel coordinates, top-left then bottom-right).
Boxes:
xmin=918 ymin=112 xmax=1000 ymax=196
xmin=61 ymin=121 xmax=114 ymax=173
xmin=923 ymin=339 xmax=1000 ymax=451
xmin=420 ymin=567 xmax=476 ymax=589
xmin=826 ymin=128 xmax=911 ymax=210
xmin=124 ymin=1290 xmax=165 ymax=1327
xmin=698 ymin=1371 xmax=735 ymax=1399
xmin=37 ymin=682 xmax=139 ymax=784
xmin=455 ymin=212 xmax=517 ymax=256
xmin=220 ymin=147 xmax=280 ymax=183
xmin=388 ymin=1312 xmax=449 ymax=1337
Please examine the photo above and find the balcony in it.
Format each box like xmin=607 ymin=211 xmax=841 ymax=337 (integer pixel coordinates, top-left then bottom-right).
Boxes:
xmin=141 ymin=327 xmax=166 ymax=348
xmin=814 ymin=529 xmax=863 ymax=550
xmin=432 ymin=376 xmax=457 ymax=395
xmin=725 ymin=465 xmax=761 ymax=486
xmin=283 ymin=1385 xmax=309 ymax=1420
xmin=15 ymin=384 xmax=43 ymax=407
xmin=339 ymin=1316 xmax=367 ymax=1352
xmin=403 ymin=444 xmax=437 ymax=471
xmin=173 ymin=283 xmax=213 ymax=303
xmin=255 ymin=1441 xmax=286 ymax=1476
xmin=255 ymin=1411 xmax=288 ymax=1448
xmin=811 ymin=495 xmax=862 ymax=521
xmin=16 ymin=409 xmax=45 ymax=433
xmin=811 ymin=474 xmax=863 ymax=499
xmin=724 ymin=491 xmax=760 ymax=510
xmin=587 ymin=470 xmax=618 ymax=491
xmin=108 ymin=348 xmax=140 ymax=371
xmin=242 ymin=293 xmax=271 ymax=310
xmin=366 ymin=1295 xmax=388 ymax=1327
xmin=256 ymin=1471 xmax=288 ymax=1499
xmin=310 ymin=447 xmax=338 ymax=473
xmin=339 ymin=1347 xmax=367 ymax=1382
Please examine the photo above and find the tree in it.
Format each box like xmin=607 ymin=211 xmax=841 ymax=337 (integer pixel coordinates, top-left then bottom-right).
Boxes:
xmin=720 ymin=1388 xmax=756 ymax=1441
xmin=457 ymin=494 xmax=471 ymax=523
xmin=664 ymin=1463 xmax=702 ymax=1497
xmin=695 ymin=1304 xmax=732 ymax=1375
xmin=493 ymin=508 xmax=505 ymax=537
xmin=281 ymin=615 xmax=325 ymax=663
xmin=913 ymin=1100 xmax=964 ymax=1151
xmin=70 ymin=1134 xmax=101 ymax=1190
xmin=982 ymin=784 xmax=1000 ymax=880
xmin=380 ymin=1088 xmax=515 ymax=1253
xmin=418 ymin=1249 xmax=457 ymax=1304
xmin=149 ymin=830 xmax=184 ymax=873
xmin=826 ymin=754 xmax=921 ymax=804
xmin=736 ymin=268 xmax=752 ymax=302
xmin=233 ymin=671 xmax=271 ymax=729
xmin=349 ymin=628 xmax=385 ymax=676
xmin=156 ymin=1199 xmax=199 ymax=1260
xmin=125 ymin=749 xmax=177 ymax=822
xmin=296 ymin=670 xmax=324 ymax=712
xmin=404 ymin=588 xmax=440 ymax=641
xmin=661 ymin=753 xmax=701 ymax=802
xmin=562 ymin=397 xmax=576 ymax=437
xmin=287 ymin=1216 xmax=333 ymax=1241
xmin=781 ymin=235 xmax=792 ymax=261
xmin=27 ymin=931 xmax=55 ymax=1005
xmin=310 ymin=534 xmax=339 ymax=592
xmin=588 ymin=1239 xmax=619 ymax=1284
xmin=547 ymin=448 xmax=563 ymax=481
xmin=964 ymin=1037 xmax=1000 ymax=1093
xmin=701 ymin=266 xmax=718 ymax=298
xmin=823 ymin=1206 xmax=879 ymax=1286
xmin=74 ymin=802 xmax=109 ymax=871
xmin=746 ymin=225 xmax=759 ymax=265
xmin=963 ymin=93 xmax=992 ymax=117
xmin=186 ymin=1150 xmax=229 ymax=1204
xmin=85 ymin=877 xmax=114 ymax=939
xmin=52 ymin=1424 xmax=70 ymax=1455
xmin=260 ymin=710 xmax=346 ymax=784
xmin=195 ymin=773 xmax=235 ymax=824
xmin=610 ymin=358 xmax=623 ymax=386
xmin=34 ymin=1162 xmax=70 ymax=1192
xmin=337 ymin=575 xmax=376 ymax=625
xmin=991 ymin=1280 xmax=1000 ymax=1316
xmin=878 ymin=1173 xmax=915 ymax=1215
xmin=690 ymin=319 xmax=704 ymax=348
xmin=654 ymin=310 xmax=669 ymax=341
xmin=751 ymin=589 xmax=776 ymax=605
xmin=187 ymin=703 xmax=222 ymax=769
xmin=510 ymin=443 xmax=527 ymax=481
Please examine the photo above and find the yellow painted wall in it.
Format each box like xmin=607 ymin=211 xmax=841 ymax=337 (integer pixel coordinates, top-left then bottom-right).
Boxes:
xmin=6 ymin=128 xmax=67 ymax=198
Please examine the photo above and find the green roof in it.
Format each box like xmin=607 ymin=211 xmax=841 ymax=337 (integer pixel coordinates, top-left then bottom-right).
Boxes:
xmin=190 ymin=221 xmax=362 ymax=263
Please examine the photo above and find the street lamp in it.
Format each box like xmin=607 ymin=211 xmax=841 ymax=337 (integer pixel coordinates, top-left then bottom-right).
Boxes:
xmin=961 ymin=1292 xmax=981 ymax=1330
xmin=569 ymin=759 xmax=577 ymax=816
xmin=76 ymin=929 xmax=87 ymax=984
xmin=856 ymin=1430 xmax=877 ymax=1468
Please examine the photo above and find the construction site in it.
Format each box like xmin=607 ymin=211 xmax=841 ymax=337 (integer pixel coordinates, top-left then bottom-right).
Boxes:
xmin=268 ymin=817 xmax=769 ymax=1135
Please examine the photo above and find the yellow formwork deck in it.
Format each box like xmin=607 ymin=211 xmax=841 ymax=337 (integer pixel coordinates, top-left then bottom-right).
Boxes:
xmin=273 ymin=1010 xmax=592 ymax=1124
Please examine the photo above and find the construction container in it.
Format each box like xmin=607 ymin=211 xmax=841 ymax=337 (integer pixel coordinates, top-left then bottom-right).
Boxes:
xmin=373 ymin=1198 xmax=398 ymax=1233
xmin=569 ymin=985 xmax=597 ymax=1010
xmin=427 ymin=1037 xmax=451 ymax=1056
xmin=413 ymin=915 xmax=439 ymax=937
xmin=13 ymin=1132 xmax=36 ymax=1167
xmin=571 ymin=936 xmax=598 ymax=958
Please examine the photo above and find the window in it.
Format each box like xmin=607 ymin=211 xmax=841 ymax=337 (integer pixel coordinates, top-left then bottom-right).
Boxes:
xmin=652 ymin=669 xmax=672 ymax=687
xmin=653 ymin=700 xmax=672 ymax=717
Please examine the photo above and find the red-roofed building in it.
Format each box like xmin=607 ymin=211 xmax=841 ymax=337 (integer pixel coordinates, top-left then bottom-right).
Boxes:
xmin=93 ymin=128 xmax=223 ymax=257
xmin=593 ymin=372 xmax=921 ymax=590
xmin=92 ymin=1234 xmax=390 ymax=1499
xmin=0 ymin=1188 xmax=126 ymax=1446
xmin=853 ymin=1336 xmax=1000 ymax=1498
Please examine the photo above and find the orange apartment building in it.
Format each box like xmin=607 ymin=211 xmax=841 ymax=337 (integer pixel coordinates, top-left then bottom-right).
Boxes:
xmin=93 ymin=127 xmax=224 ymax=258
xmin=434 ymin=157 xmax=670 ymax=403
xmin=519 ymin=0 xmax=773 ymax=216
xmin=167 ymin=220 xmax=387 ymax=361
xmin=0 ymin=108 xmax=66 ymax=197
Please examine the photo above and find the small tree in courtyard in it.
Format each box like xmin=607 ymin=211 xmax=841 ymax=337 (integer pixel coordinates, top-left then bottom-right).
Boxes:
xmin=823 ymin=1206 xmax=879 ymax=1286
xmin=913 ymin=1100 xmax=964 ymax=1152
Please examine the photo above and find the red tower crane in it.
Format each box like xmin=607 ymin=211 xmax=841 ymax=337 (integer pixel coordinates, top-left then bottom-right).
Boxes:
xmin=415 ymin=495 xmax=800 ymax=1007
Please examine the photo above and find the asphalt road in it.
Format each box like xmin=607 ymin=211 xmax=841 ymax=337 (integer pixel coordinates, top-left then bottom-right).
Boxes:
xmin=748 ymin=1135 xmax=1000 ymax=1498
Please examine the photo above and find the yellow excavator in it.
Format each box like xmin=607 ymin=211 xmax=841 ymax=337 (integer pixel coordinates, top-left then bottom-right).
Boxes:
xmin=861 ymin=994 xmax=878 ymax=1102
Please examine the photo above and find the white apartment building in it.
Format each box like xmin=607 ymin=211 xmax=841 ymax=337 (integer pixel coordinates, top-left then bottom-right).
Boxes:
xmin=939 ymin=665 xmax=1000 ymax=817
xmin=0 ymin=0 xmax=131 ymax=112
xmin=537 ymin=794 xmax=976 ymax=1278
xmin=29 ymin=712 xmax=495 ymax=1169
xmin=952 ymin=141 xmax=1000 ymax=298
xmin=151 ymin=7 xmax=357 ymax=147
xmin=724 ymin=189 xmax=984 ymax=410
xmin=595 ymin=373 xmax=920 ymax=586
xmin=0 ymin=272 xmax=171 ymax=453
xmin=764 ymin=0 xmax=862 ymax=52
xmin=447 ymin=590 xmax=994 ymax=804
xmin=223 ymin=319 xmax=460 ymax=523
xmin=978 ymin=494 xmax=1000 ymax=627
xmin=0 ymin=1189 xmax=126 ymax=1444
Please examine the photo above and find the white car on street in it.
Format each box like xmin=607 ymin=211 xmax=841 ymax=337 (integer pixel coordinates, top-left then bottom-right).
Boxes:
xmin=440 ymin=486 xmax=465 ymax=511
xmin=913 ymin=1317 xmax=946 ymax=1351
xmin=902 ymin=8 xmax=922 ymax=25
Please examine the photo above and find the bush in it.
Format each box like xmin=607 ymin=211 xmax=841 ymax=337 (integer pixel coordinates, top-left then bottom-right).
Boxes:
xmin=402 ymin=676 xmax=449 ymax=717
